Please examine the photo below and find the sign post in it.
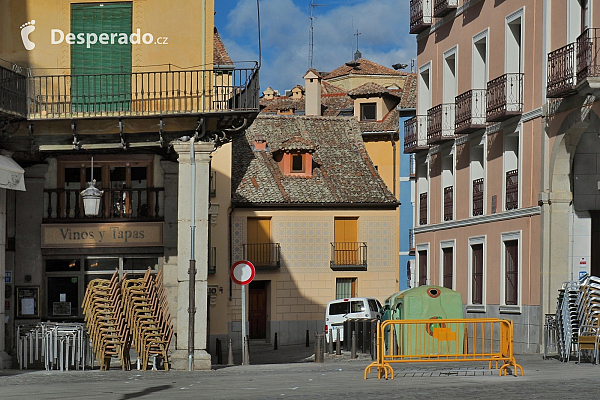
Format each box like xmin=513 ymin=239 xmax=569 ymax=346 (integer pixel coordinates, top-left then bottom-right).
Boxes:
xmin=230 ymin=260 xmax=255 ymax=365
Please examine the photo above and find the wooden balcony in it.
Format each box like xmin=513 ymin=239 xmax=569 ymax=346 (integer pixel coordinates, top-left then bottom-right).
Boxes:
xmin=27 ymin=66 xmax=260 ymax=120
xmin=455 ymin=89 xmax=487 ymax=134
xmin=577 ymin=28 xmax=600 ymax=85
xmin=44 ymin=187 xmax=164 ymax=222
xmin=505 ymin=170 xmax=518 ymax=210
xmin=443 ymin=186 xmax=453 ymax=221
xmin=419 ymin=192 xmax=428 ymax=225
xmin=547 ymin=43 xmax=577 ymax=98
xmin=330 ymin=242 xmax=367 ymax=271
xmin=486 ymin=73 xmax=523 ymax=122
xmin=427 ymin=103 xmax=455 ymax=144
xmin=0 ymin=64 xmax=27 ymax=119
xmin=243 ymin=243 xmax=281 ymax=270
xmin=472 ymin=178 xmax=484 ymax=216
xmin=433 ymin=0 xmax=457 ymax=17
xmin=404 ymin=115 xmax=429 ymax=153
xmin=410 ymin=0 xmax=433 ymax=34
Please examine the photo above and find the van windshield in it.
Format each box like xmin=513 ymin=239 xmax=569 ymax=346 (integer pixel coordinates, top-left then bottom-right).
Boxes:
xmin=368 ymin=299 xmax=381 ymax=313
xmin=329 ymin=302 xmax=350 ymax=315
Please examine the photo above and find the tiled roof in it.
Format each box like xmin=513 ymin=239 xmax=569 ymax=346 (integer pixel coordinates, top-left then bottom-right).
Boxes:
xmin=213 ymin=28 xmax=233 ymax=67
xmin=324 ymin=58 xmax=404 ymax=80
xmin=359 ymin=109 xmax=400 ymax=133
xmin=399 ymin=73 xmax=417 ymax=109
xmin=348 ymin=82 xmax=402 ymax=99
xmin=276 ymin=136 xmax=317 ymax=152
xmin=321 ymin=81 xmax=347 ymax=95
xmin=232 ymin=115 xmax=398 ymax=206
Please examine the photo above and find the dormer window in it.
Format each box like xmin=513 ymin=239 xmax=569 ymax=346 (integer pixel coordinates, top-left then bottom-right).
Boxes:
xmin=361 ymin=103 xmax=377 ymax=121
xmin=291 ymin=154 xmax=305 ymax=173
xmin=273 ymin=136 xmax=317 ymax=177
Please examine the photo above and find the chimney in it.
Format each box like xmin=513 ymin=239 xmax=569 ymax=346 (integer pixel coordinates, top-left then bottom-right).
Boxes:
xmin=303 ymin=70 xmax=321 ymax=116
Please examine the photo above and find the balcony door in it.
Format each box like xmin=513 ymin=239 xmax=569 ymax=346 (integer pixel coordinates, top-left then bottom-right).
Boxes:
xmin=247 ymin=218 xmax=271 ymax=267
xmin=71 ymin=2 xmax=132 ymax=112
xmin=334 ymin=217 xmax=358 ymax=265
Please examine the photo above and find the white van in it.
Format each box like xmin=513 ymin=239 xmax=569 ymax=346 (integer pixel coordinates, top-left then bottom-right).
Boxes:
xmin=325 ymin=297 xmax=382 ymax=342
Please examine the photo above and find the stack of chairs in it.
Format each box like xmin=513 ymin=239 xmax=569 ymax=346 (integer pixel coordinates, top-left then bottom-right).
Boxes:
xmin=556 ymin=281 xmax=580 ymax=362
xmin=82 ymin=269 xmax=131 ymax=370
xmin=122 ymin=268 xmax=173 ymax=370
xmin=575 ymin=275 xmax=600 ymax=364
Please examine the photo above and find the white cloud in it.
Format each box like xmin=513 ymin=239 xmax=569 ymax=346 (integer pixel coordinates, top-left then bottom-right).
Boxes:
xmin=220 ymin=0 xmax=413 ymax=92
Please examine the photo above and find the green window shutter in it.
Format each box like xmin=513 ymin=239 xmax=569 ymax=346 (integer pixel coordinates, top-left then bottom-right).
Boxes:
xmin=71 ymin=2 xmax=132 ymax=113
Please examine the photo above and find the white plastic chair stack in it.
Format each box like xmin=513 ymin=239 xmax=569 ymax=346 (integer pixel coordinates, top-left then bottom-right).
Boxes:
xmin=17 ymin=322 xmax=90 ymax=371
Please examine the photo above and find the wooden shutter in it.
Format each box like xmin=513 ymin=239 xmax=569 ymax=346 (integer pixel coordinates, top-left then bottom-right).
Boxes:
xmin=418 ymin=250 xmax=428 ymax=286
xmin=443 ymin=247 xmax=453 ymax=289
xmin=247 ymin=218 xmax=271 ymax=266
xmin=505 ymin=240 xmax=518 ymax=305
xmin=471 ymin=244 xmax=483 ymax=304
xmin=71 ymin=2 xmax=132 ymax=112
xmin=334 ymin=217 xmax=358 ymax=265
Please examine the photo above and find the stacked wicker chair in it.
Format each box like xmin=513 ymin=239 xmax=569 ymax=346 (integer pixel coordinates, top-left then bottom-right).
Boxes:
xmin=575 ymin=275 xmax=600 ymax=364
xmin=122 ymin=268 xmax=173 ymax=370
xmin=82 ymin=270 xmax=131 ymax=370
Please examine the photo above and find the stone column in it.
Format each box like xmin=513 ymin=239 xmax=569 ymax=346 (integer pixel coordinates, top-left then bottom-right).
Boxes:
xmin=170 ymin=141 xmax=213 ymax=370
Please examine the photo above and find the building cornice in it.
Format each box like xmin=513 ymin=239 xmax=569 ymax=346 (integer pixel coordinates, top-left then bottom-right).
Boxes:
xmin=413 ymin=206 xmax=541 ymax=234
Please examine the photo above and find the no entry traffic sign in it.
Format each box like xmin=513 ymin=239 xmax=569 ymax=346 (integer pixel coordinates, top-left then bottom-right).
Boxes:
xmin=230 ymin=260 xmax=255 ymax=286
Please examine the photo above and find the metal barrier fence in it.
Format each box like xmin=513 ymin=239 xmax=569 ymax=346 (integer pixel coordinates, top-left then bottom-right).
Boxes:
xmin=364 ymin=318 xmax=523 ymax=380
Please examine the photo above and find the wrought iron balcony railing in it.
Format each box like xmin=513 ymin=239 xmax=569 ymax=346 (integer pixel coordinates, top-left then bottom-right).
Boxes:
xmin=455 ymin=89 xmax=487 ymax=134
xmin=443 ymin=185 xmax=453 ymax=221
xmin=26 ymin=66 xmax=259 ymax=120
xmin=410 ymin=0 xmax=433 ymax=34
xmin=44 ymin=187 xmax=164 ymax=221
xmin=427 ymin=103 xmax=455 ymax=144
xmin=0 ymin=64 xmax=27 ymax=118
xmin=404 ymin=115 xmax=428 ymax=153
xmin=330 ymin=242 xmax=367 ymax=271
xmin=208 ymin=246 xmax=217 ymax=274
xmin=433 ymin=0 xmax=457 ymax=17
xmin=243 ymin=243 xmax=281 ymax=270
xmin=419 ymin=192 xmax=428 ymax=225
xmin=486 ymin=73 xmax=523 ymax=122
xmin=577 ymin=28 xmax=600 ymax=84
xmin=547 ymin=43 xmax=577 ymax=98
xmin=505 ymin=169 xmax=518 ymax=210
xmin=472 ymin=178 xmax=484 ymax=216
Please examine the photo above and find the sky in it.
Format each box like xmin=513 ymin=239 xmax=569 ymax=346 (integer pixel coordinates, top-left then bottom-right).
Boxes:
xmin=214 ymin=0 xmax=414 ymax=93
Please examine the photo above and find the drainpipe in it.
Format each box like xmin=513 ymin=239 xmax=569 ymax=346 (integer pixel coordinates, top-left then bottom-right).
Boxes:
xmin=391 ymin=131 xmax=397 ymax=197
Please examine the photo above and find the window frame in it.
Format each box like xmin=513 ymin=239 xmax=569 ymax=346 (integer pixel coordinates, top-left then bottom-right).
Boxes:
xmin=500 ymin=231 xmax=522 ymax=313
xmin=467 ymin=236 xmax=486 ymax=312
xmin=335 ymin=277 xmax=357 ymax=299
xmin=360 ymin=102 xmax=377 ymax=121
xmin=416 ymin=243 xmax=430 ymax=287
xmin=439 ymin=240 xmax=455 ymax=290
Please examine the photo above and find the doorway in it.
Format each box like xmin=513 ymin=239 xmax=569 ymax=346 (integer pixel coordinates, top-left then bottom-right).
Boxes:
xmin=249 ymin=281 xmax=268 ymax=339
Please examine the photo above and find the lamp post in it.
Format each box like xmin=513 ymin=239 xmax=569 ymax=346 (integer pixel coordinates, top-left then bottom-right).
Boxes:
xmin=80 ymin=157 xmax=103 ymax=217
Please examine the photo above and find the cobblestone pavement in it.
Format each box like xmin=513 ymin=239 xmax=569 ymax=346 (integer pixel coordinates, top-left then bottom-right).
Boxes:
xmin=0 ymin=348 xmax=599 ymax=399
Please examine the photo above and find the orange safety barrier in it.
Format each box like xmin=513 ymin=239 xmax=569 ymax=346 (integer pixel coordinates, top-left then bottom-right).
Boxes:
xmin=364 ymin=318 xmax=523 ymax=380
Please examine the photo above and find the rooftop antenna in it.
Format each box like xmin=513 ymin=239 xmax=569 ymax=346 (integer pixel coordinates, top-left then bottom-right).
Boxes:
xmin=309 ymin=0 xmax=326 ymax=69
xmin=353 ymin=29 xmax=362 ymax=61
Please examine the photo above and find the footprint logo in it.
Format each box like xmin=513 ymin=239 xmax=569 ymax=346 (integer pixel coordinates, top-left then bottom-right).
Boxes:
xmin=20 ymin=20 xmax=36 ymax=51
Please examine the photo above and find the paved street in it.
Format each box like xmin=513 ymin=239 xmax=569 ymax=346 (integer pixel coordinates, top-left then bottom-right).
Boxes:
xmin=1 ymin=346 xmax=599 ymax=399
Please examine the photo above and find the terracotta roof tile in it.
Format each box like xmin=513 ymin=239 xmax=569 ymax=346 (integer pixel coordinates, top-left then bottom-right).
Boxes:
xmin=213 ymin=28 xmax=233 ymax=67
xmin=232 ymin=115 xmax=397 ymax=206
xmin=399 ymin=73 xmax=417 ymax=109
xmin=276 ymin=136 xmax=317 ymax=152
xmin=359 ymin=109 xmax=400 ymax=133
xmin=324 ymin=58 xmax=405 ymax=80
xmin=348 ymin=82 xmax=402 ymax=99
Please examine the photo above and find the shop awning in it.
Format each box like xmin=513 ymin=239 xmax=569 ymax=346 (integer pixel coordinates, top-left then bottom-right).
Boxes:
xmin=0 ymin=155 xmax=25 ymax=191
